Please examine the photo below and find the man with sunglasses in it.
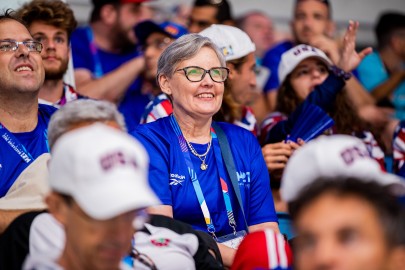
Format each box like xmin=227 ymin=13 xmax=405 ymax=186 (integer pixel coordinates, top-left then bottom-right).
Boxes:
xmin=134 ymin=20 xmax=187 ymax=124
xmin=0 ymin=11 xmax=56 ymax=234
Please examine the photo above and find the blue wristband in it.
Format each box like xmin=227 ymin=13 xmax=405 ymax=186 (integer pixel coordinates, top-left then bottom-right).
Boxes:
xmin=330 ymin=66 xmax=352 ymax=81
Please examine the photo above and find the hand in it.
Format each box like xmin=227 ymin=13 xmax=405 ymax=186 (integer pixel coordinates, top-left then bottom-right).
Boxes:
xmin=337 ymin=20 xmax=373 ymax=72
xmin=309 ymin=35 xmax=341 ymax=65
xmin=261 ymin=140 xmax=304 ymax=172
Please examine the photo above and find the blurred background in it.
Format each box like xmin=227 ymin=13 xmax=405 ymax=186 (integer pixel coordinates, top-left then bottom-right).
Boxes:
xmin=1 ymin=0 xmax=405 ymax=47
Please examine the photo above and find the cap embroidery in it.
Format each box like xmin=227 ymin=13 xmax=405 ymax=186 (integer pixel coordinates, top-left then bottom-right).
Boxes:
xmin=151 ymin=238 xmax=171 ymax=247
xmin=100 ymin=151 xmax=138 ymax=171
xmin=164 ymin=25 xmax=179 ymax=36
xmin=292 ymin=45 xmax=317 ymax=56
xmin=221 ymin=45 xmax=234 ymax=57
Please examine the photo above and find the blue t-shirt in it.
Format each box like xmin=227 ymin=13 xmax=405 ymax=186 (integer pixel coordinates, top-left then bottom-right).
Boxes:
xmin=0 ymin=104 xmax=56 ymax=197
xmin=133 ymin=117 xmax=277 ymax=237
xmin=262 ymin=41 xmax=294 ymax=93
xmin=357 ymin=51 xmax=405 ymax=120
xmin=70 ymin=26 xmax=150 ymax=131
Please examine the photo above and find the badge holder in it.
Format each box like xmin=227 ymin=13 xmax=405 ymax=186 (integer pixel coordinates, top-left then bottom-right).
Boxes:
xmin=216 ymin=230 xmax=247 ymax=249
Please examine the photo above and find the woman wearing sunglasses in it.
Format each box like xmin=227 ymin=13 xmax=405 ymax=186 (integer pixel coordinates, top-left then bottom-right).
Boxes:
xmin=132 ymin=34 xmax=278 ymax=268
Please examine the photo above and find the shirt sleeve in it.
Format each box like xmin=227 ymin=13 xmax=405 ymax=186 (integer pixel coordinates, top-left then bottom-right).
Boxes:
xmin=70 ymin=28 xmax=95 ymax=72
xmin=262 ymin=51 xmax=281 ymax=92
xmin=131 ymin=127 xmax=173 ymax=205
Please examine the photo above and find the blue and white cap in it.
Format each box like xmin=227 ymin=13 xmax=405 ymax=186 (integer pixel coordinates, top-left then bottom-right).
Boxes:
xmin=278 ymin=44 xmax=333 ymax=85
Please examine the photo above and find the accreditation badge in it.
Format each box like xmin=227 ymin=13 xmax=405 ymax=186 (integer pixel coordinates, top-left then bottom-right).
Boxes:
xmin=216 ymin=230 xmax=247 ymax=249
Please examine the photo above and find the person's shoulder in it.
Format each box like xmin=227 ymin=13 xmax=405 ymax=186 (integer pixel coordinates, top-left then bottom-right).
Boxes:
xmin=215 ymin=121 xmax=256 ymax=139
xmin=263 ymin=40 xmax=294 ymax=59
xmin=132 ymin=116 xmax=173 ymax=140
xmin=140 ymin=94 xmax=172 ymax=124
xmin=70 ymin=26 xmax=88 ymax=41
xmin=23 ymin=253 xmax=63 ymax=270
xmin=0 ymin=210 xmax=44 ymax=241
xmin=259 ymin=111 xmax=288 ymax=143
xmin=38 ymin=104 xmax=57 ymax=117
xmin=358 ymin=51 xmax=381 ymax=68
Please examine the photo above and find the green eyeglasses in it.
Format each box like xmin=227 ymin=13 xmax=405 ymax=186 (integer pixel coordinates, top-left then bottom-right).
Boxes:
xmin=0 ymin=40 xmax=43 ymax=53
xmin=176 ymin=66 xmax=229 ymax=83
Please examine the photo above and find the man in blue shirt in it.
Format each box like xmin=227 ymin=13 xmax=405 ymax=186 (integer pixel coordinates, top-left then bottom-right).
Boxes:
xmin=70 ymin=0 xmax=151 ymax=131
xmin=0 ymin=12 xmax=56 ymax=234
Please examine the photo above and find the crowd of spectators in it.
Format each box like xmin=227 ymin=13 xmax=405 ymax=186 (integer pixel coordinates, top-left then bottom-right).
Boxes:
xmin=0 ymin=0 xmax=404 ymax=269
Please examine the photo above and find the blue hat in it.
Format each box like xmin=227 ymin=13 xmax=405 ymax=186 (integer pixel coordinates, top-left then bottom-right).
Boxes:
xmin=135 ymin=20 xmax=188 ymax=45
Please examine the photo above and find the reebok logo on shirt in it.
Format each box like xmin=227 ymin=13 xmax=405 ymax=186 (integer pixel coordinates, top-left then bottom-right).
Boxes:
xmin=169 ymin=173 xmax=185 ymax=186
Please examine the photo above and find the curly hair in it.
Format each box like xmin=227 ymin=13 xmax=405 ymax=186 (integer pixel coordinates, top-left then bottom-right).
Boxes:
xmin=16 ymin=0 xmax=77 ymax=39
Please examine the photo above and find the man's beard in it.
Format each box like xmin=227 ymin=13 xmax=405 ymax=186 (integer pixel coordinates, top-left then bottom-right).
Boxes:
xmin=44 ymin=58 xmax=69 ymax=81
xmin=111 ymin=23 xmax=136 ymax=53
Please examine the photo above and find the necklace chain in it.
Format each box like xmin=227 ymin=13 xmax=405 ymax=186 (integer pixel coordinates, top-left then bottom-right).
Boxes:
xmin=184 ymin=136 xmax=212 ymax=170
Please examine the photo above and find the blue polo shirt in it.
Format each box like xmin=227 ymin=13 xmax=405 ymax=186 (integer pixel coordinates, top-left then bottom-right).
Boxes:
xmin=0 ymin=104 xmax=56 ymax=197
xmin=133 ymin=117 xmax=277 ymax=237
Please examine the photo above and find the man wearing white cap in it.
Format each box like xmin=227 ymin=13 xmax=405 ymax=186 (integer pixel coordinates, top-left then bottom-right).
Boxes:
xmin=282 ymin=135 xmax=405 ymax=270
xmin=199 ymin=24 xmax=259 ymax=134
xmin=24 ymin=124 xmax=160 ymax=270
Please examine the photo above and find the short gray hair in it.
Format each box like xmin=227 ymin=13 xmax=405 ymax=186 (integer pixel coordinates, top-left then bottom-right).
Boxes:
xmin=157 ymin=33 xmax=226 ymax=83
xmin=47 ymin=99 xmax=126 ymax=150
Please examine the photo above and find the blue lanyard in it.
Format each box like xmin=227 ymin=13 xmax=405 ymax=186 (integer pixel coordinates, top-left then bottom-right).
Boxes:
xmin=0 ymin=123 xmax=34 ymax=164
xmin=169 ymin=115 xmax=237 ymax=238
xmin=86 ymin=26 xmax=104 ymax=78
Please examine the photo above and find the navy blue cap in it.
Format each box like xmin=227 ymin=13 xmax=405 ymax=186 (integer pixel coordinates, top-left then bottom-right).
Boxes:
xmin=135 ymin=20 xmax=188 ymax=45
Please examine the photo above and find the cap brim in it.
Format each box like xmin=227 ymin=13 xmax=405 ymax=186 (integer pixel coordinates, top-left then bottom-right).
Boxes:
xmin=74 ymin=175 xmax=160 ymax=220
xmin=374 ymin=172 xmax=405 ymax=197
xmin=279 ymin=54 xmax=333 ymax=85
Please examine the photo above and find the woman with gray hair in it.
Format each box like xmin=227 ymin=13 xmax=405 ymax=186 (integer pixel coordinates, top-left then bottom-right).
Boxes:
xmin=133 ymin=34 xmax=278 ymax=267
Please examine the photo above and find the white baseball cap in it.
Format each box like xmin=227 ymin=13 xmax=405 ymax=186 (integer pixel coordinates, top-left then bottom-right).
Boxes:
xmin=281 ymin=135 xmax=405 ymax=202
xmin=278 ymin=44 xmax=333 ymax=85
xmin=199 ymin=24 xmax=256 ymax=61
xmin=48 ymin=123 xmax=160 ymax=220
